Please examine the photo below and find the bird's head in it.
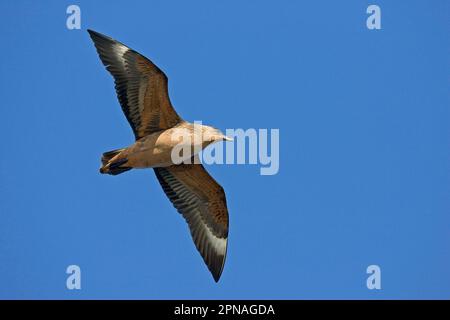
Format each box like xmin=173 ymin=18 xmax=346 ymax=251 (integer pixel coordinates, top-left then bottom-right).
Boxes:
xmin=202 ymin=126 xmax=233 ymax=144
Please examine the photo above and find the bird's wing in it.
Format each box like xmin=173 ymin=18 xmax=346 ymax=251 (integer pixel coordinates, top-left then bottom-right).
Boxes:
xmin=88 ymin=29 xmax=182 ymax=140
xmin=154 ymin=164 xmax=229 ymax=282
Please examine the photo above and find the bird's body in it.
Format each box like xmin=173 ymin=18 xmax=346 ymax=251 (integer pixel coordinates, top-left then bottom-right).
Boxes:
xmin=88 ymin=29 xmax=231 ymax=282
xmin=100 ymin=122 xmax=228 ymax=173
xmin=100 ymin=122 xmax=215 ymax=172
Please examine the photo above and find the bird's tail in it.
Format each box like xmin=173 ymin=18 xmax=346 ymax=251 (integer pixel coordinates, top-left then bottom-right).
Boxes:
xmin=100 ymin=148 xmax=132 ymax=175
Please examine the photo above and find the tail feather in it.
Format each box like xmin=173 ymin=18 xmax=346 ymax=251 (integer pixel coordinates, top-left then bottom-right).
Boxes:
xmin=100 ymin=148 xmax=132 ymax=175
xmin=101 ymin=148 xmax=124 ymax=166
xmin=106 ymin=165 xmax=132 ymax=176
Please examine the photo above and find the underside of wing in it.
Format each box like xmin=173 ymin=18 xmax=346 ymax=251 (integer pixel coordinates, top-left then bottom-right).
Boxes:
xmin=154 ymin=164 xmax=229 ymax=282
xmin=88 ymin=29 xmax=182 ymax=139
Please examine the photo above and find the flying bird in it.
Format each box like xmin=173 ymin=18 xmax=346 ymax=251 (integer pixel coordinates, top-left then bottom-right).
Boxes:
xmin=87 ymin=29 xmax=231 ymax=282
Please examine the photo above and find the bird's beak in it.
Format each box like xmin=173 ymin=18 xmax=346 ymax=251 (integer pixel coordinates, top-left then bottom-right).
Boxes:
xmin=223 ymin=136 xmax=233 ymax=142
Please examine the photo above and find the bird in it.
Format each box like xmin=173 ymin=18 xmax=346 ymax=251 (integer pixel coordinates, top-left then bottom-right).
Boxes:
xmin=87 ymin=29 xmax=231 ymax=282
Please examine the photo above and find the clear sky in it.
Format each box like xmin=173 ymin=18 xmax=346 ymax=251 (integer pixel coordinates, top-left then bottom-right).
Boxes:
xmin=0 ymin=0 xmax=448 ymax=299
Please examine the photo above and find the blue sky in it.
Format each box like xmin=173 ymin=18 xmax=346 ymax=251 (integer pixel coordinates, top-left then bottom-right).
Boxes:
xmin=0 ymin=0 xmax=448 ymax=299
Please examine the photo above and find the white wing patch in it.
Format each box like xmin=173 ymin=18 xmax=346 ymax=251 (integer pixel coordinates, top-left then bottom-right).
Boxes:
xmin=111 ymin=42 xmax=128 ymax=64
xmin=202 ymin=220 xmax=227 ymax=255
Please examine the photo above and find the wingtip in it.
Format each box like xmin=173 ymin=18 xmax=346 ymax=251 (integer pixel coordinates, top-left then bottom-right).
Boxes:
xmin=211 ymin=258 xmax=226 ymax=283
xmin=212 ymin=272 xmax=221 ymax=283
xmin=87 ymin=29 xmax=109 ymax=40
xmin=87 ymin=29 xmax=99 ymax=41
xmin=212 ymin=242 xmax=228 ymax=283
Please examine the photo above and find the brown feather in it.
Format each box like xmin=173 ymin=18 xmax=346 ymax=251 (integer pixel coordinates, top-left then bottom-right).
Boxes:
xmin=88 ymin=30 xmax=182 ymax=140
xmin=154 ymin=164 xmax=229 ymax=282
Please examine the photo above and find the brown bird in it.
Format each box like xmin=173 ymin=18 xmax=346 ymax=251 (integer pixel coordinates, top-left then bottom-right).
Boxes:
xmin=88 ymin=29 xmax=231 ymax=282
